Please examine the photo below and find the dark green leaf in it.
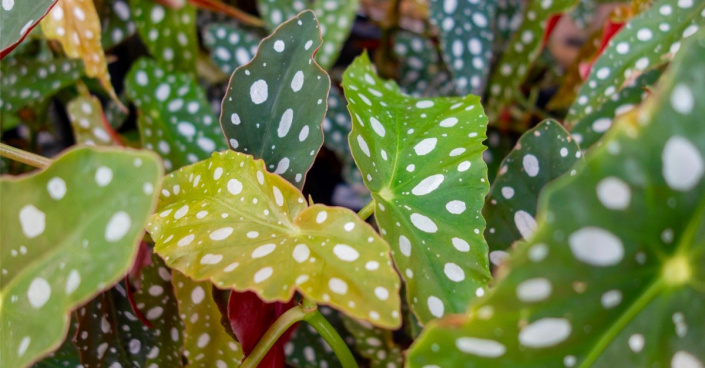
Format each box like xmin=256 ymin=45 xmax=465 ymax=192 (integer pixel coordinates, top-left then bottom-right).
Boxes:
xmin=0 ymin=0 xmax=57 ymax=58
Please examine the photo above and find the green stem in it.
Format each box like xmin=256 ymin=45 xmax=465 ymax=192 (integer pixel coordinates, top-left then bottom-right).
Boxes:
xmin=240 ymin=306 xmax=307 ymax=368
xmin=357 ymin=200 xmax=376 ymax=221
xmin=0 ymin=143 xmax=52 ymax=169
xmin=303 ymin=310 xmax=358 ymax=368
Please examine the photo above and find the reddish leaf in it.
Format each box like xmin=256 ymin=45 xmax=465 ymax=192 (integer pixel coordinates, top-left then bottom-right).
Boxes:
xmin=541 ymin=14 xmax=563 ymax=48
xmin=228 ymin=291 xmax=296 ymax=367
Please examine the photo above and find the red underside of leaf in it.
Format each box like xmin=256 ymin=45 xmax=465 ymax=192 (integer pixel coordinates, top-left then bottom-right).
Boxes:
xmin=579 ymin=18 xmax=626 ymax=80
xmin=0 ymin=1 xmax=58 ymax=60
xmin=228 ymin=291 xmax=297 ymax=367
xmin=541 ymin=14 xmax=563 ymax=49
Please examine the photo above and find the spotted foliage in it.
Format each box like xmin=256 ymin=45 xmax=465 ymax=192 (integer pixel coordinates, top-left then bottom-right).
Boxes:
xmin=125 ymin=58 xmax=226 ymax=172
xmin=429 ymin=0 xmax=496 ymax=95
xmin=203 ymin=23 xmax=261 ymax=75
xmin=147 ymin=150 xmax=402 ymax=328
xmin=285 ymin=306 xmax=347 ymax=368
xmin=394 ymin=31 xmax=454 ymax=98
xmin=132 ymin=0 xmax=198 ymax=74
xmin=40 ymin=0 xmax=119 ymax=103
xmin=0 ymin=147 xmax=161 ymax=368
xmin=0 ymin=0 xmax=57 ymax=59
xmin=220 ymin=10 xmax=329 ymax=188
xmin=342 ymin=316 xmax=403 ymax=368
xmin=483 ymin=120 xmax=582 ymax=265
xmin=407 ymin=28 xmax=705 ymax=368
xmin=311 ymin=0 xmax=359 ymax=69
xmin=67 ymin=95 xmax=121 ymax=146
xmin=172 ymin=272 xmax=244 ymax=367
xmin=342 ymin=53 xmax=491 ymax=324
xmin=99 ymin=0 xmax=135 ymax=50
xmin=566 ymin=0 xmax=705 ymax=125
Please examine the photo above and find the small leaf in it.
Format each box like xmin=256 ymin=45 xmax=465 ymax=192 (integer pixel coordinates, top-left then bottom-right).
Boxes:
xmin=75 ymin=255 xmax=184 ymax=367
xmin=0 ymin=0 xmax=57 ymax=59
xmin=407 ymin=28 xmax=705 ymax=368
xmin=483 ymin=120 xmax=582 ymax=261
xmin=131 ymin=0 xmax=199 ymax=74
xmin=566 ymin=0 xmax=705 ymax=125
xmin=311 ymin=0 xmax=359 ymax=69
xmin=429 ymin=0 xmax=497 ymax=94
xmin=99 ymin=0 xmax=136 ymax=50
xmin=342 ymin=53 xmax=491 ymax=324
xmin=0 ymin=58 xmax=85 ymax=113
xmin=342 ymin=316 xmax=403 ymax=368
xmin=67 ymin=95 xmax=122 ymax=146
xmin=147 ymin=150 xmax=402 ymax=328
xmin=203 ymin=22 xmax=261 ymax=75
xmin=172 ymin=272 xmax=244 ymax=367
xmin=0 ymin=147 xmax=161 ymax=368
xmin=125 ymin=58 xmax=226 ymax=172
xmin=220 ymin=10 xmax=329 ymax=188
xmin=40 ymin=0 xmax=120 ymax=103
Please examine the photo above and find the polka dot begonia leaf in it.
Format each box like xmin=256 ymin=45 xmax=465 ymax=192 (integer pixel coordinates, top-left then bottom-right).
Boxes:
xmin=99 ymin=0 xmax=135 ymax=50
xmin=486 ymin=0 xmax=578 ymax=117
xmin=147 ymin=150 xmax=402 ymax=328
xmin=0 ymin=0 xmax=57 ymax=59
xmin=219 ymin=10 xmax=330 ymax=189
xmin=571 ymin=68 xmax=661 ymax=150
xmin=494 ymin=0 xmax=524 ymax=50
xmin=285 ymin=306 xmax=347 ymax=368
xmin=0 ymin=58 xmax=85 ymax=113
xmin=407 ymin=28 xmax=705 ymax=368
xmin=566 ymin=0 xmax=705 ymax=126
xmin=125 ymin=58 xmax=227 ymax=172
xmin=342 ymin=53 xmax=491 ymax=324
xmin=172 ymin=271 xmax=244 ymax=367
xmin=257 ymin=0 xmax=302 ymax=31
xmin=40 ymin=0 xmax=120 ymax=104
xmin=203 ymin=22 xmax=261 ymax=75
xmin=323 ymin=86 xmax=352 ymax=161
xmin=341 ymin=316 xmax=403 ymax=368
xmin=67 ymin=95 xmax=121 ymax=146
xmin=131 ymin=0 xmax=198 ymax=74
xmin=0 ymin=147 xmax=162 ymax=368
xmin=75 ymin=255 xmax=184 ymax=368
xmin=483 ymin=120 xmax=582 ymax=266
xmin=393 ymin=31 xmax=454 ymax=98
xmin=32 ymin=318 xmax=81 ymax=367
xmin=429 ymin=0 xmax=497 ymax=95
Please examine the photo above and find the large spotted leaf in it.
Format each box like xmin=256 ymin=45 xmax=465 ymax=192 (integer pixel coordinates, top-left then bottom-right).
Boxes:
xmin=40 ymin=0 xmax=119 ymax=103
xmin=311 ymin=0 xmax=358 ymax=69
xmin=494 ymin=0 xmax=524 ymax=51
xmin=0 ymin=147 xmax=161 ymax=368
xmin=487 ymin=0 xmax=578 ymax=116
xmin=203 ymin=23 xmax=261 ymax=75
xmin=393 ymin=31 xmax=454 ymax=98
xmin=0 ymin=58 xmax=84 ymax=113
xmin=407 ymin=28 xmax=705 ymax=368
xmin=0 ymin=0 xmax=57 ymax=59
xmin=342 ymin=53 xmax=491 ymax=324
xmin=257 ymin=0 xmax=304 ymax=31
xmin=429 ymin=0 xmax=496 ymax=95
xmin=147 ymin=150 xmax=402 ymax=328
xmin=67 ymin=95 xmax=122 ymax=146
xmin=125 ymin=58 xmax=226 ymax=172
xmin=75 ymin=255 xmax=184 ymax=367
xmin=220 ymin=10 xmax=329 ymax=189
xmin=131 ymin=0 xmax=198 ymax=74
xmin=172 ymin=272 xmax=244 ymax=367
xmin=341 ymin=316 xmax=403 ymax=368
xmin=566 ymin=0 xmax=705 ymax=126
xmin=99 ymin=0 xmax=135 ymax=50
xmin=483 ymin=120 xmax=582 ymax=264
xmin=571 ymin=68 xmax=661 ymax=150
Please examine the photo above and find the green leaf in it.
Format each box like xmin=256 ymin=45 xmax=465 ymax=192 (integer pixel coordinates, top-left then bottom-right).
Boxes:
xmin=220 ymin=10 xmax=329 ymax=188
xmin=342 ymin=316 xmax=403 ymax=368
xmin=311 ymin=0 xmax=359 ymax=69
xmin=342 ymin=53 xmax=491 ymax=324
xmin=487 ymin=0 xmax=578 ymax=115
xmin=131 ymin=0 xmax=198 ymax=74
xmin=147 ymin=150 xmax=402 ymax=328
xmin=125 ymin=58 xmax=226 ymax=172
xmin=203 ymin=22 xmax=261 ymax=75
xmin=67 ymin=95 xmax=121 ymax=146
xmin=483 ymin=120 xmax=582 ymax=261
xmin=393 ymin=31 xmax=454 ymax=98
xmin=429 ymin=0 xmax=496 ymax=94
xmin=494 ymin=0 xmax=524 ymax=49
xmin=0 ymin=147 xmax=161 ymax=368
xmin=483 ymin=127 xmax=516 ymax=184
xmin=285 ymin=306 xmax=347 ymax=368
xmin=0 ymin=58 xmax=85 ymax=113
xmin=407 ymin=28 xmax=705 ymax=368
xmin=75 ymin=255 xmax=184 ymax=367
xmin=566 ymin=0 xmax=705 ymax=125
xmin=571 ymin=68 xmax=661 ymax=150
xmin=172 ymin=272 xmax=244 ymax=367
xmin=257 ymin=0 xmax=302 ymax=31
xmin=0 ymin=0 xmax=57 ymax=58
xmin=32 ymin=318 xmax=81 ymax=368
xmin=100 ymin=0 xmax=136 ymax=50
